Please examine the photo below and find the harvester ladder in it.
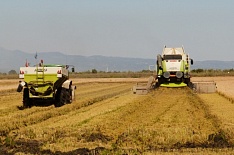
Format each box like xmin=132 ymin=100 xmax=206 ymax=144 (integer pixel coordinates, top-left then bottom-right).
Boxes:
xmin=36 ymin=63 xmax=45 ymax=83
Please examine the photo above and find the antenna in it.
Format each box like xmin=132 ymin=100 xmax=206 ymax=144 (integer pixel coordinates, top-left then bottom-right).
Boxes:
xmin=34 ymin=51 xmax=38 ymax=67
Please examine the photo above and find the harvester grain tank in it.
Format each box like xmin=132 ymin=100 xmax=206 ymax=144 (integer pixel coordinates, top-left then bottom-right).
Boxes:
xmin=156 ymin=46 xmax=193 ymax=87
xmin=17 ymin=60 xmax=76 ymax=108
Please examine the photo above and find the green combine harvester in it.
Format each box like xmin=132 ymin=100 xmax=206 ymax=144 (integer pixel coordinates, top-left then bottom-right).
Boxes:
xmin=156 ymin=46 xmax=193 ymax=87
xmin=17 ymin=60 xmax=76 ymax=108
xmin=133 ymin=46 xmax=217 ymax=94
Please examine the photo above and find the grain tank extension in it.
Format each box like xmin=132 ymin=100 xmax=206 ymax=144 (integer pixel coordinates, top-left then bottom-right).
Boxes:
xmin=17 ymin=61 xmax=76 ymax=108
xmin=157 ymin=46 xmax=193 ymax=87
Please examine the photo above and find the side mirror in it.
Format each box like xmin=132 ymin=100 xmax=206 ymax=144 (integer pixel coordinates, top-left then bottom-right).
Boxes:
xmin=190 ymin=59 xmax=194 ymax=65
xmin=71 ymin=67 xmax=75 ymax=72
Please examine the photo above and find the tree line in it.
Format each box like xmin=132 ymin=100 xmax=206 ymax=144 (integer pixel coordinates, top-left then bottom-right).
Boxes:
xmin=1 ymin=68 xmax=234 ymax=79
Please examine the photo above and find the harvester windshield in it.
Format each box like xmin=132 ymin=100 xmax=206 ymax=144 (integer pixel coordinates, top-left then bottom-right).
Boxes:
xmin=163 ymin=55 xmax=182 ymax=60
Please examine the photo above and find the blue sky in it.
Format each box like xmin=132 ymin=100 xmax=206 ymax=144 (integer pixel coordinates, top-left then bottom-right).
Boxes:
xmin=0 ymin=0 xmax=234 ymax=61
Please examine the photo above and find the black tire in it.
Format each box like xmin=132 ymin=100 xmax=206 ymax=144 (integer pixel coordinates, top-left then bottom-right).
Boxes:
xmin=23 ymin=88 xmax=31 ymax=108
xmin=158 ymin=78 xmax=164 ymax=86
xmin=185 ymin=78 xmax=193 ymax=88
xmin=66 ymin=89 xmax=72 ymax=104
xmin=54 ymin=87 xmax=66 ymax=107
xmin=184 ymin=78 xmax=190 ymax=84
xmin=17 ymin=84 xmax=23 ymax=92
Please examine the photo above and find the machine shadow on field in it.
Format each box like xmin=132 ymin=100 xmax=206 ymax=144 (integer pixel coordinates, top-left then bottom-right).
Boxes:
xmin=16 ymin=102 xmax=54 ymax=110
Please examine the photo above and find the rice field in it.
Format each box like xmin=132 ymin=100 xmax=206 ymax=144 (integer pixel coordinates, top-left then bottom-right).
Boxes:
xmin=1 ymin=77 xmax=234 ymax=154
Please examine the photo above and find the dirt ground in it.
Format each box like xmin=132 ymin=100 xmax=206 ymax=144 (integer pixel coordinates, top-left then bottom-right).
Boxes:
xmin=4 ymin=76 xmax=234 ymax=98
xmin=1 ymin=77 xmax=234 ymax=154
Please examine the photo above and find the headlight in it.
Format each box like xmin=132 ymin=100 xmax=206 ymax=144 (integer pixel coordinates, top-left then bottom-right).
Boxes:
xmin=163 ymin=72 xmax=170 ymax=78
xmin=176 ymin=71 xmax=183 ymax=78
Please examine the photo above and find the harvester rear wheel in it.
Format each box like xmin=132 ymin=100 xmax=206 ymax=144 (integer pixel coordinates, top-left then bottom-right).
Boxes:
xmin=23 ymin=88 xmax=31 ymax=108
xmin=54 ymin=87 xmax=67 ymax=107
xmin=66 ymin=89 xmax=72 ymax=104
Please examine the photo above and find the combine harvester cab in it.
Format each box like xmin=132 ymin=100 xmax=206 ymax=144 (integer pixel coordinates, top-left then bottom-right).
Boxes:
xmin=17 ymin=60 xmax=76 ymax=108
xmin=157 ymin=46 xmax=193 ymax=87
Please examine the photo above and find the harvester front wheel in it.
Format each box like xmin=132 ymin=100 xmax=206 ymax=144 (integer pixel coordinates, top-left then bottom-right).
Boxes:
xmin=23 ymin=88 xmax=31 ymax=108
xmin=158 ymin=78 xmax=164 ymax=86
xmin=184 ymin=78 xmax=191 ymax=84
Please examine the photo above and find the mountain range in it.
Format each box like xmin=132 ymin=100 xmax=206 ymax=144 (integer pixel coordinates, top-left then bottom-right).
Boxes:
xmin=0 ymin=47 xmax=234 ymax=73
